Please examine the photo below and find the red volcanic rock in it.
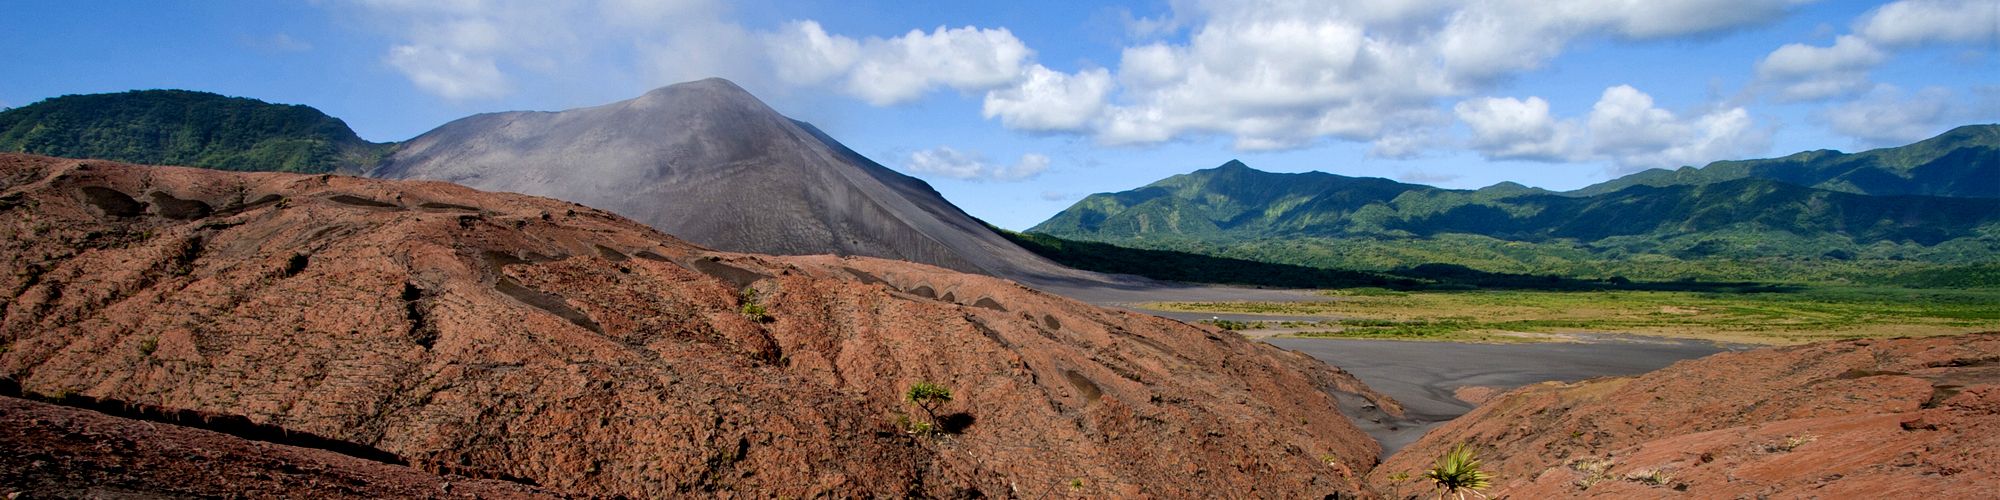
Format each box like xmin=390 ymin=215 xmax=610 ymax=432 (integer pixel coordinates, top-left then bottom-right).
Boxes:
xmin=1372 ymin=333 xmax=2000 ymax=499
xmin=0 ymin=154 xmax=1395 ymax=498
xmin=0 ymin=395 xmax=554 ymax=498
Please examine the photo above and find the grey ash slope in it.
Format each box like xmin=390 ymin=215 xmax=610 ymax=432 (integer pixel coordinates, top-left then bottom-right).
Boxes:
xmin=373 ymin=78 xmax=1094 ymax=285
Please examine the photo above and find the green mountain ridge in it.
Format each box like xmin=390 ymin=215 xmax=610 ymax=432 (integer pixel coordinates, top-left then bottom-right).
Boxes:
xmin=0 ymin=90 xmax=391 ymax=174
xmin=1567 ymin=124 xmax=1999 ymax=198
xmin=1031 ymin=127 xmax=2000 ymax=285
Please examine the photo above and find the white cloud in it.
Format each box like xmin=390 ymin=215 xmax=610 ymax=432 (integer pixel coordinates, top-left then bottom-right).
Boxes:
xmin=1756 ymin=35 xmax=1886 ymax=101
xmin=764 ymin=21 xmax=860 ymax=86
xmin=1453 ymin=85 xmax=1771 ymax=171
xmin=1454 ymin=96 xmax=1579 ymax=162
xmin=1587 ymin=86 xmax=1689 ymax=157
xmin=1586 ymin=86 xmax=1770 ymax=170
xmin=1857 ymin=0 xmax=2000 ymax=47
xmin=1438 ymin=0 xmax=1809 ymax=83
xmin=1752 ymin=0 xmax=1998 ymax=104
xmin=766 ymin=24 xmax=1033 ymax=106
xmin=385 ymin=45 xmax=510 ymax=100
xmin=348 ymin=0 xmax=772 ymax=101
xmin=344 ymin=0 xmax=1815 ymax=167
xmin=903 ymin=147 xmax=1050 ymax=181
xmin=982 ymin=65 xmax=1112 ymax=132
xmin=1035 ymin=0 xmax=1803 ymax=153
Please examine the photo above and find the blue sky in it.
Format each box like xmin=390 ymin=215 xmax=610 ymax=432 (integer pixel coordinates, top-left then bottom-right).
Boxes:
xmin=3 ymin=1 xmax=1996 ymax=229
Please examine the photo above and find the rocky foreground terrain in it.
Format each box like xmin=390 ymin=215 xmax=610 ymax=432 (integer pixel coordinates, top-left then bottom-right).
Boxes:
xmin=1373 ymin=333 xmax=2000 ymax=498
xmin=7 ymin=152 xmax=1998 ymax=499
xmin=0 ymin=393 xmax=554 ymax=498
xmin=0 ymin=154 xmax=1395 ymax=497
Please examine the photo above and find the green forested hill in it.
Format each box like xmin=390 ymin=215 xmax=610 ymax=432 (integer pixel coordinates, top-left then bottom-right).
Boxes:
xmin=1029 ymin=129 xmax=2000 ymax=286
xmin=1567 ymin=124 xmax=1998 ymax=198
xmin=0 ymin=90 xmax=390 ymax=174
xmin=1035 ymin=164 xmax=2000 ymax=247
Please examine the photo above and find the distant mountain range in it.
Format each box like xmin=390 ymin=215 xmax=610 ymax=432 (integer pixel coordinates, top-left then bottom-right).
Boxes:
xmin=1032 ymin=126 xmax=2000 ymax=284
xmin=4 ymin=84 xmax=1994 ymax=286
xmin=1567 ymin=125 xmax=1999 ymax=199
xmin=0 ymin=90 xmax=389 ymax=174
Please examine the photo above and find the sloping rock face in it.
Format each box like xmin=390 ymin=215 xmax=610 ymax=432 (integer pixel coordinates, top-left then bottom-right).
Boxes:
xmin=372 ymin=78 xmax=1091 ymax=285
xmin=0 ymin=154 xmax=1392 ymax=498
xmin=1372 ymin=333 xmax=2000 ymax=498
xmin=0 ymin=395 xmax=554 ymax=499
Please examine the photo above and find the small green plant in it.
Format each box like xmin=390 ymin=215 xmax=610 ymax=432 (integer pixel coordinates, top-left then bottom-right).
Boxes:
xmin=1382 ymin=471 xmax=1412 ymax=498
xmin=1068 ymin=478 xmax=1084 ymax=490
xmin=1423 ymin=443 xmax=1493 ymax=499
xmin=1569 ymin=457 xmax=1615 ymax=490
xmin=1768 ymin=434 xmax=1817 ymax=452
xmin=1199 ymin=318 xmax=1254 ymax=330
xmin=739 ymin=287 xmax=771 ymax=322
xmin=137 ymin=336 xmax=158 ymax=356
xmin=904 ymin=381 xmax=953 ymax=435
xmin=1624 ymin=468 xmax=1673 ymax=486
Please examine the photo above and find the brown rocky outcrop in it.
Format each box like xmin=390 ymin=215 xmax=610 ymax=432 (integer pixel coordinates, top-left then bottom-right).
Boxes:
xmin=0 ymin=395 xmax=555 ymax=499
xmin=0 ymin=154 xmax=1393 ymax=498
xmin=1372 ymin=333 xmax=2000 ymax=498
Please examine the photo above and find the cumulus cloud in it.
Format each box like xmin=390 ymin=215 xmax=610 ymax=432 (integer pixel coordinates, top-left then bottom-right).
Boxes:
xmin=766 ymin=22 xmax=1033 ymax=105
xmin=765 ymin=21 xmax=860 ymax=86
xmin=1024 ymin=0 xmax=1802 ymax=153
xmin=1756 ymin=35 xmax=1886 ymax=101
xmin=1856 ymin=0 xmax=2000 ymax=47
xmin=1454 ymin=85 xmax=1771 ymax=171
xmin=385 ymin=44 xmax=511 ymax=100
xmin=345 ymin=0 xmax=1813 ymax=168
xmin=1454 ymin=96 xmax=1579 ymax=162
xmin=1754 ymin=0 xmax=1999 ymax=104
xmin=982 ymin=66 xmax=1112 ymax=132
xmin=903 ymin=147 xmax=1051 ymax=181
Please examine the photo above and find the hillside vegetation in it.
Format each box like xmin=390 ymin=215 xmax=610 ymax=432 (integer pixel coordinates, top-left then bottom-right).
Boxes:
xmin=1568 ymin=124 xmax=1999 ymax=198
xmin=1029 ymin=127 xmax=2000 ymax=287
xmin=0 ymin=90 xmax=389 ymax=173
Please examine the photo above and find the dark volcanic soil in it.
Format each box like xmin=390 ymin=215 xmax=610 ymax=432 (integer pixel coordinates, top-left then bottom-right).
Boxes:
xmin=1272 ymin=336 xmax=1734 ymax=456
xmin=373 ymin=78 xmax=1089 ymax=283
xmin=1372 ymin=333 xmax=2000 ymax=498
xmin=0 ymin=395 xmax=554 ymax=499
xmin=0 ymin=154 xmax=1395 ymax=498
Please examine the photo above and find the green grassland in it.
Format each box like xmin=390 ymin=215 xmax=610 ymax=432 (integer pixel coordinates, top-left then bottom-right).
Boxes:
xmin=1149 ymin=287 xmax=2000 ymax=345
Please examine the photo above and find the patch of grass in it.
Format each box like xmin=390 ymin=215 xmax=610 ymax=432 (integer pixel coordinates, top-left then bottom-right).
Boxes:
xmin=1423 ymin=444 xmax=1493 ymax=499
xmin=1197 ymin=318 xmax=1253 ymax=330
xmin=1146 ymin=286 xmax=2000 ymax=344
xmin=1624 ymin=468 xmax=1674 ymax=487
xmin=738 ymin=287 xmax=771 ymax=323
xmin=1570 ymin=457 xmax=1616 ymax=490
xmin=1767 ymin=434 xmax=1817 ymax=452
